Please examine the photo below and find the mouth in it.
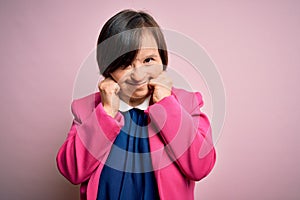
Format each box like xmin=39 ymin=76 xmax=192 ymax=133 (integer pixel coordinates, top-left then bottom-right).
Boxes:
xmin=127 ymin=81 xmax=148 ymax=87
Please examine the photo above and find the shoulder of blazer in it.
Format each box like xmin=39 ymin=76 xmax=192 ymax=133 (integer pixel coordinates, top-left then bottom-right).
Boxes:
xmin=171 ymin=87 xmax=203 ymax=112
xmin=70 ymin=92 xmax=101 ymax=124
xmin=70 ymin=88 xmax=203 ymax=123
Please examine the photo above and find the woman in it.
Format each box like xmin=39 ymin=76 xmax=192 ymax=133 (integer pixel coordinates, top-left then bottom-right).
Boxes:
xmin=56 ymin=9 xmax=216 ymax=200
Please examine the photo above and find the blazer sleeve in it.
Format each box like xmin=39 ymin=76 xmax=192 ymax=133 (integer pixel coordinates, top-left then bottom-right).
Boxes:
xmin=56 ymin=100 xmax=124 ymax=184
xmin=147 ymin=92 xmax=216 ymax=181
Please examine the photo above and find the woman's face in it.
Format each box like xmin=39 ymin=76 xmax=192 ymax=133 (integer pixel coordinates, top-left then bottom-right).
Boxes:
xmin=110 ymin=33 xmax=163 ymax=104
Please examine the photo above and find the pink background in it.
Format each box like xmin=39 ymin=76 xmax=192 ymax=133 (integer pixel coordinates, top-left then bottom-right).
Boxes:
xmin=1 ymin=0 xmax=299 ymax=199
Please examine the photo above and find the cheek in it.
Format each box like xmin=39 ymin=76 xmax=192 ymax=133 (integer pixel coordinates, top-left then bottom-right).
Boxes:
xmin=146 ymin=64 xmax=163 ymax=79
xmin=111 ymin=70 xmax=129 ymax=83
xmin=119 ymin=82 xmax=130 ymax=90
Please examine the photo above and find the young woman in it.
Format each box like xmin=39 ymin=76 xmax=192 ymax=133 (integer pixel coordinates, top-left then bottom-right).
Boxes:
xmin=56 ymin=9 xmax=216 ymax=200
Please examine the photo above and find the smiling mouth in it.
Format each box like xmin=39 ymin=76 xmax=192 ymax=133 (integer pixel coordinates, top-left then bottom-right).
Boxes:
xmin=127 ymin=81 xmax=148 ymax=87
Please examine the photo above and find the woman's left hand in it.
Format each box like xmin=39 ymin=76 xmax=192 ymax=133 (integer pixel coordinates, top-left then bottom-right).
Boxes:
xmin=148 ymin=71 xmax=173 ymax=103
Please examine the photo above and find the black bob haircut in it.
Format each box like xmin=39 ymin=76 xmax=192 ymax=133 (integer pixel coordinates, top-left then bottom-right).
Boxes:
xmin=96 ymin=9 xmax=168 ymax=78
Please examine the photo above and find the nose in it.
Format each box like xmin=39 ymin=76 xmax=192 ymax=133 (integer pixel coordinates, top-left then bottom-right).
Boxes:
xmin=130 ymin=65 xmax=146 ymax=83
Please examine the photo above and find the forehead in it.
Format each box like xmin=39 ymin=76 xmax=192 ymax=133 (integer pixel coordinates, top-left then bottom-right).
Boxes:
xmin=139 ymin=31 xmax=158 ymax=49
xmin=135 ymin=32 xmax=159 ymax=58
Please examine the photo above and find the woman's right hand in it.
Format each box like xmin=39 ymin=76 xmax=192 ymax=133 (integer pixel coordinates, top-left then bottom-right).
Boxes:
xmin=98 ymin=77 xmax=120 ymax=118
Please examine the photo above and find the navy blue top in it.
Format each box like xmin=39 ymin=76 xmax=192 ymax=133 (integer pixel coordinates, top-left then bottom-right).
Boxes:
xmin=97 ymin=108 xmax=160 ymax=200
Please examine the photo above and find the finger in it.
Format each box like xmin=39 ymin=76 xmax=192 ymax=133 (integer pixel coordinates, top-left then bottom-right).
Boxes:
xmin=148 ymin=78 xmax=157 ymax=87
xmin=147 ymin=80 xmax=154 ymax=91
xmin=114 ymin=83 xmax=120 ymax=94
xmin=149 ymin=77 xmax=166 ymax=85
xmin=160 ymin=70 xmax=167 ymax=75
xmin=148 ymin=80 xmax=164 ymax=89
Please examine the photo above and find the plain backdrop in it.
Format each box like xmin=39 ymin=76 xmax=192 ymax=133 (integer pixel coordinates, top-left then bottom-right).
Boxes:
xmin=1 ymin=0 xmax=299 ymax=199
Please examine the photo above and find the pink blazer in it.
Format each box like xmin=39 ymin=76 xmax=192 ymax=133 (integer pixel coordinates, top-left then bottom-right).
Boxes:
xmin=56 ymin=87 xmax=216 ymax=200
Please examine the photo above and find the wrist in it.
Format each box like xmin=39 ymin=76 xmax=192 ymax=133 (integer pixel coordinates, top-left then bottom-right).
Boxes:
xmin=153 ymin=89 xmax=171 ymax=103
xmin=103 ymin=104 xmax=118 ymax=118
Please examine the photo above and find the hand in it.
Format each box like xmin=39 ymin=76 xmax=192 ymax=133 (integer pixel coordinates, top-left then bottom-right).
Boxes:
xmin=98 ymin=77 xmax=120 ymax=118
xmin=148 ymin=71 xmax=173 ymax=103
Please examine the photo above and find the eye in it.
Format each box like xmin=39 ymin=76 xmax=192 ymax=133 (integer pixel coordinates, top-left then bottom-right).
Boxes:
xmin=144 ymin=57 xmax=154 ymax=64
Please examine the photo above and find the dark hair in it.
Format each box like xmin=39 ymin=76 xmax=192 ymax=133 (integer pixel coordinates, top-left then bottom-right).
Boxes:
xmin=96 ymin=9 xmax=168 ymax=78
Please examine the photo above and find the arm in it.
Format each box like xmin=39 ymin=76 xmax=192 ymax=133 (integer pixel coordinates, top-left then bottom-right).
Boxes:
xmin=147 ymin=92 xmax=216 ymax=181
xmin=56 ymin=101 xmax=124 ymax=184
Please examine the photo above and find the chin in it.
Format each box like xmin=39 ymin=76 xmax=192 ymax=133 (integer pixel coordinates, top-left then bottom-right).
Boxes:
xmin=131 ymin=88 xmax=150 ymax=100
xmin=121 ymin=85 xmax=151 ymax=103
